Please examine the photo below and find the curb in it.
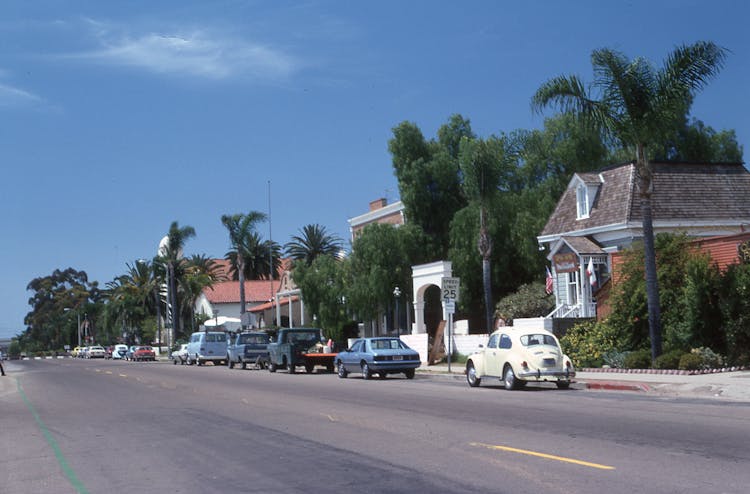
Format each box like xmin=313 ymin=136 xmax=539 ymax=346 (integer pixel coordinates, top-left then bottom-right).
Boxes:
xmin=582 ymin=380 xmax=651 ymax=393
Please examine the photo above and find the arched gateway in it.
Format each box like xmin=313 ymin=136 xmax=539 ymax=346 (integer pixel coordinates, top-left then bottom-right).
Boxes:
xmin=410 ymin=261 xmax=452 ymax=335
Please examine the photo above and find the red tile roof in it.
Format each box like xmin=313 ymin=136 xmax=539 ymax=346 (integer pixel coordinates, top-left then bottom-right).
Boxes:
xmin=203 ymin=280 xmax=276 ymax=304
xmin=248 ymin=295 xmax=300 ymax=313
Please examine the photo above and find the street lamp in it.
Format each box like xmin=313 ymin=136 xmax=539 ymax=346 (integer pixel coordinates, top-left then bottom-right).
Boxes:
xmin=64 ymin=308 xmax=81 ymax=347
xmin=393 ymin=287 xmax=401 ymax=337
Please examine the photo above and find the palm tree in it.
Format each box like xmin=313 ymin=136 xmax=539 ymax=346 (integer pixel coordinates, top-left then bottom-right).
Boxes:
xmin=532 ymin=41 xmax=727 ymax=362
xmin=160 ymin=221 xmax=196 ymax=339
xmin=459 ymin=136 xmax=513 ymax=333
xmin=181 ymin=254 xmax=223 ymax=332
xmin=222 ymin=211 xmax=267 ymax=322
xmin=285 ymin=224 xmax=343 ymax=265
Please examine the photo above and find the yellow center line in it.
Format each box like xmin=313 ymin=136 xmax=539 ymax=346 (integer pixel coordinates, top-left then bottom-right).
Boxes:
xmin=470 ymin=442 xmax=615 ymax=470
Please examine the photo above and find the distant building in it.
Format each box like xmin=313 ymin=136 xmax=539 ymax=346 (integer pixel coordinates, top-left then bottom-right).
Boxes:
xmin=348 ymin=198 xmax=405 ymax=242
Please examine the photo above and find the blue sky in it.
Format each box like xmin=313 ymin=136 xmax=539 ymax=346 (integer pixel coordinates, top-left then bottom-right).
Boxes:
xmin=2 ymin=0 xmax=748 ymax=340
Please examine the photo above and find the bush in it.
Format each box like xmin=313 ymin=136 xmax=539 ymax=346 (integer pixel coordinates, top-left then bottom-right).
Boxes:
xmin=623 ymin=349 xmax=652 ymax=369
xmin=679 ymin=352 xmax=703 ymax=371
xmin=654 ymin=349 xmax=684 ymax=369
xmin=691 ymin=347 xmax=725 ymax=369
xmin=559 ymin=320 xmax=624 ymax=368
xmin=494 ymin=282 xmax=554 ymax=325
xmin=602 ymin=351 xmax=627 ymax=369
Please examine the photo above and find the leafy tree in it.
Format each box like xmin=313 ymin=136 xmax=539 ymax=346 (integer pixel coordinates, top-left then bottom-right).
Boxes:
xmin=653 ymin=117 xmax=744 ymax=163
xmin=180 ymin=255 xmax=223 ymax=332
xmin=532 ymin=41 xmax=728 ymax=362
xmin=23 ymin=268 xmax=101 ymax=350
xmin=348 ymin=223 xmax=430 ymax=324
xmin=285 ymin=224 xmax=342 ymax=265
xmin=389 ymin=114 xmax=473 ymax=258
xmin=720 ymin=263 xmax=750 ymax=365
xmin=494 ymin=282 xmax=555 ymax=325
xmin=222 ymin=211 xmax=268 ymax=321
xmin=291 ymin=255 xmax=351 ymax=343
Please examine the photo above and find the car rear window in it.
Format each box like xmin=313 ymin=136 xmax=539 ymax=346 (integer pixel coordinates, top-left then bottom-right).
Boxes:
xmin=239 ymin=334 xmax=269 ymax=344
xmin=371 ymin=339 xmax=406 ymax=350
xmin=206 ymin=334 xmax=227 ymax=343
xmin=520 ymin=334 xmax=558 ymax=347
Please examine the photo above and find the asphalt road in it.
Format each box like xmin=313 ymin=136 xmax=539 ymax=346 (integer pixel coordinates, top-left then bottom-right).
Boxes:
xmin=2 ymin=358 xmax=749 ymax=494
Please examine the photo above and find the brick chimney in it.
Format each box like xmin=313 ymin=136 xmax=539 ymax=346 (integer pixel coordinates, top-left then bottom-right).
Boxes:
xmin=369 ymin=198 xmax=387 ymax=211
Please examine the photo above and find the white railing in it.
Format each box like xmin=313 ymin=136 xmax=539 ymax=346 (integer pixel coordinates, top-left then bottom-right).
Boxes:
xmin=546 ymin=303 xmax=597 ymax=318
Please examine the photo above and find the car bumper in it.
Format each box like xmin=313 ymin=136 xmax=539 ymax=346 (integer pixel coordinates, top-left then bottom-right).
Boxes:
xmin=517 ymin=368 xmax=575 ymax=381
xmin=369 ymin=361 xmax=421 ymax=371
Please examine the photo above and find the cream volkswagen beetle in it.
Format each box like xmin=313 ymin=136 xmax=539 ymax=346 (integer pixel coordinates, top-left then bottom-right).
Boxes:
xmin=466 ymin=328 xmax=575 ymax=390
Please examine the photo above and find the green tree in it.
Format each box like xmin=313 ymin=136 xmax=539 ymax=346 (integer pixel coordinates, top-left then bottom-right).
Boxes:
xmin=181 ymin=255 xmax=223 ymax=332
xmin=222 ymin=211 xmax=268 ymax=322
xmin=285 ymin=224 xmax=342 ymax=265
xmin=389 ymin=114 xmax=473 ymax=258
xmin=291 ymin=255 xmax=350 ymax=343
xmin=532 ymin=41 xmax=728 ymax=362
xmin=348 ymin=223 xmax=430 ymax=325
xmin=653 ymin=117 xmax=744 ymax=162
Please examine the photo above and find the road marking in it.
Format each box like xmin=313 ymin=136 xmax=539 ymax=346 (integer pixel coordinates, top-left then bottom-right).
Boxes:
xmin=118 ymin=374 xmax=128 ymax=378
xmin=326 ymin=414 xmax=338 ymax=422
xmin=105 ymin=371 xmax=112 ymax=375
xmin=16 ymin=377 xmax=90 ymax=494
xmin=470 ymin=442 xmax=615 ymax=470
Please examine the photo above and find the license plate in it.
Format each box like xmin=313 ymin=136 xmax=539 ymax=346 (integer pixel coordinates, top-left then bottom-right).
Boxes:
xmin=393 ymin=355 xmax=403 ymax=361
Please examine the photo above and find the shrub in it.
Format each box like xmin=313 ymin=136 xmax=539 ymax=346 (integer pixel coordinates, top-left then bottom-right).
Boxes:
xmin=623 ymin=349 xmax=652 ymax=369
xmin=654 ymin=349 xmax=684 ymax=369
xmin=679 ymin=352 xmax=703 ymax=371
xmin=602 ymin=351 xmax=627 ymax=369
xmin=691 ymin=347 xmax=725 ymax=369
xmin=559 ymin=320 xmax=624 ymax=368
xmin=494 ymin=282 xmax=554 ymax=325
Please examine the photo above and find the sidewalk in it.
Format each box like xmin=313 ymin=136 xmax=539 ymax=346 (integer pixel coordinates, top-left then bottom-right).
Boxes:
xmin=418 ymin=364 xmax=750 ymax=402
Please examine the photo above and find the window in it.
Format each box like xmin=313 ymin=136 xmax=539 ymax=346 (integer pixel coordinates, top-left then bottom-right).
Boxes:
xmin=487 ymin=334 xmax=499 ymax=348
xmin=350 ymin=340 xmax=363 ymax=352
xmin=576 ymin=184 xmax=589 ymax=219
xmin=499 ymin=334 xmax=512 ymax=349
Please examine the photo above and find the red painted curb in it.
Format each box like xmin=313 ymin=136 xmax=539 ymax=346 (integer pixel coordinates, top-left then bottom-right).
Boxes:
xmin=583 ymin=381 xmax=651 ymax=392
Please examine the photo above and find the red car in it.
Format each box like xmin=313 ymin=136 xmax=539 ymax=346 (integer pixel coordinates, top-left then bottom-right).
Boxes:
xmin=132 ymin=346 xmax=156 ymax=362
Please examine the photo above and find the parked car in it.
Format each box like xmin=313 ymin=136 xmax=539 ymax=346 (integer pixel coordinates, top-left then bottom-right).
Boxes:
xmin=71 ymin=346 xmax=84 ymax=358
xmin=171 ymin=344 xmax=189 ymax=365
xmin=227 ymin=332 xmax=270 ymax=369
xmin=79 ymin=347 xmax=90 ymax=359
xmin=465 ymin=328 xmax=575 ymax=390
xmin=111 ymin=344 xmax=129 ymax=360
xmin=335 ymin=337 xmax=420 ymax=380
xmin=104 ymin=346 xmax=113 ymax=359
xmin=133 ymin=346 xmax=156 ymax=362
xmin=125 ymin=345 xmax=139 ymax=361
xmin=267 ymin=328 xmax=335 ymax=374
xmin=87 ymin=345 xmax=106 ymax=359
xmin=187 ymin=331 xmax=228 ymax=366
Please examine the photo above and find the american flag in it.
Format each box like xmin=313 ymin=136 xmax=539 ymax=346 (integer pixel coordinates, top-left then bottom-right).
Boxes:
xmin=545 ymin=266 xmax=554 ymax=295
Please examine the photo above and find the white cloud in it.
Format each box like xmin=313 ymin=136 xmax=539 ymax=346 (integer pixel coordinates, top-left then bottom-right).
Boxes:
xmin=69 ymin=22 xmax=298 ymax=82
xmin=0 ymin=82 xmax=42 ymax=107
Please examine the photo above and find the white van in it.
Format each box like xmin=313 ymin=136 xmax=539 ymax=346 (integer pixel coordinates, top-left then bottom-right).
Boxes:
xmin=187 ymin=331 xmax=228 ymax=366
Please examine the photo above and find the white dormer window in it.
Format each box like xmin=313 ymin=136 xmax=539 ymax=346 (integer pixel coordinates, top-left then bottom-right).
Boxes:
xmin=576 ymin=184 xmax=590 ymax=219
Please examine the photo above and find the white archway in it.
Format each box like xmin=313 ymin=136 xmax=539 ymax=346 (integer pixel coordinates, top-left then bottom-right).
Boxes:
xmin=410 ymin=260 xmax=452 ymax=334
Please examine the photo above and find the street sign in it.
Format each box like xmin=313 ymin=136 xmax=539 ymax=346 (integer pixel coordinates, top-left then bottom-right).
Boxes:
xmin=441 ymin=277 xmax=460 ymax=301
xmin=444 ymin=300 xmax=456 ymax=313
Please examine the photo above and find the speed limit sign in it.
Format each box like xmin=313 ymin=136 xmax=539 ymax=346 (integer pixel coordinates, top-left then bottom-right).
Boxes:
xmin=441 ymin=277 xmax=460 ymax=301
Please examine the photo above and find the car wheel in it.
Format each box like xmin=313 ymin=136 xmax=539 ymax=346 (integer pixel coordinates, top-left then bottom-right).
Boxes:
xmin=556 ymin=381 xmax=570 ymax=389
xmin=378 ymin=372 xmax=387 ymax=380
xmin=404 ymin=368 xmax=415 ymax=380
xmin=361 ymin=362 xmax=372 ymax=380
xmin=197 ymin=359 xmax=203 ymax=366
xmin=228 ymin=358 xmax=235 ymax=369
xmin=287 ymin=359 xmax=295 ymax=374
xmin=241 ymin=361 xmax=247 ymax=370
xmin=466 ymin=362 xmax=481 ymax=387
xmin=268 ymin=361 xmax=277 ymax=373
xmin=173 ymin=358 xmax=177 ymax=365
xmin=305 ymin=362 xmax=314 ymax=373
xmin=504 ymin=365 xmax=519 ymax=390
xmin=337 ymin=361 xmax=348 ymax=379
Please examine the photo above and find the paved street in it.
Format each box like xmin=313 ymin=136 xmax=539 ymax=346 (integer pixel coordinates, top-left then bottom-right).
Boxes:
xmin=2 ymin=358 xmax=749 ymax=493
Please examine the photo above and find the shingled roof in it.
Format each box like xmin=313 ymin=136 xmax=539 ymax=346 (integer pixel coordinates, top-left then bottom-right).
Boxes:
xmin=540 ymin=162 xmax=750 ymax=237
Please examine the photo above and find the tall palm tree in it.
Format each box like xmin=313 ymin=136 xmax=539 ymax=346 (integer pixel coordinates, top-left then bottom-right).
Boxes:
xmin=159 ymin=221 xmax=196 ymax=339
xmin=222 ymin=211 xmax=267 ymax=322
xmin=285 ymin=224 xmax=343 ymax=265
xmin=532 ymin=41 xmax=727 ymax=362
xmin=459 ymin=136 xmax=513 ymax=333
xmin=181 ymin=254 xmax=223 ymax=332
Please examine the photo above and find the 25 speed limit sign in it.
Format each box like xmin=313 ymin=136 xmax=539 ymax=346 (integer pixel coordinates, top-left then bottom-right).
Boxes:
xmin=441 ymin=277 xmax=460 ymax=301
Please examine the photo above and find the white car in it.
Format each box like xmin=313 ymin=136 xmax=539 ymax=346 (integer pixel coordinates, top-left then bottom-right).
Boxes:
xmin=111 ymin=344 xmax=129 ymax=360
xmin=87 ymin=345 xmax=106 ymax=358
xmin=466 ymin=328 xmax=575 ymax=390
xmin=171 ymin=344 xmax=189 ymax=365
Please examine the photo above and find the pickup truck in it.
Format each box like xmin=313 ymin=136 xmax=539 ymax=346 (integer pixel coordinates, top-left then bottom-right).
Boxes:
xmin=227 ymin=331 xmax=270 ymax=369
xmin=266 ymin=328 xmax=336 ymax=374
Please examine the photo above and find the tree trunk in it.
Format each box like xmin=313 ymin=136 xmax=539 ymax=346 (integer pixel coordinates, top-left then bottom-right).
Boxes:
xmin=478 ymin=207 xmax=493 ymax=333
xmin=636 ymin=146 xmax=663 ymax=363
